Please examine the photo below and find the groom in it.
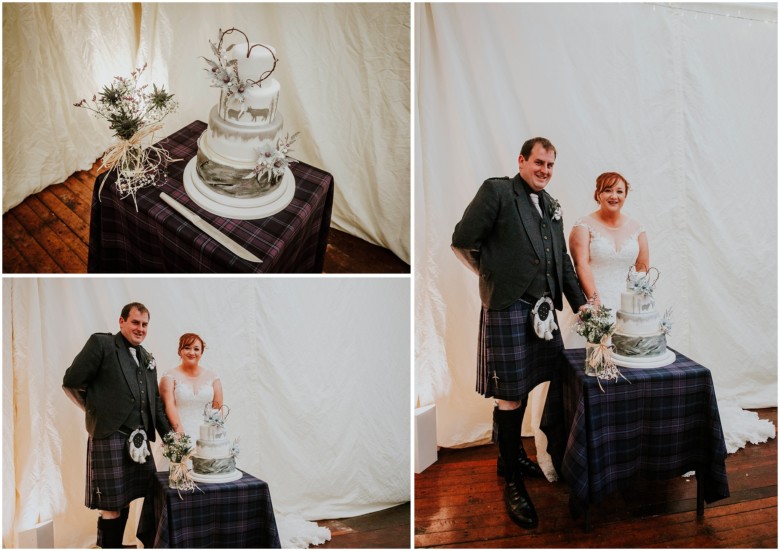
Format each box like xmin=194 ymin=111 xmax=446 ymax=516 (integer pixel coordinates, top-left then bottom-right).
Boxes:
xmin=63 ymin=302 xmax=171 ymax=548
xmin=451 ymin=137 xmax=587 ymax=529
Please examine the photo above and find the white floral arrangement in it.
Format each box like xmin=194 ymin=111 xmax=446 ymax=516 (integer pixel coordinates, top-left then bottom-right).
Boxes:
xmin=660 ymin=307 xmax=673 ymax=336
xmin=627 ymin=266 xmax=660 ymax=297
xmin=201 ymin=27 xmax=277 ymax=118
xmin=74 ymin=63 xmax=180 ymax=210
xmin=230 ymin=437 xmax=241 ymax=458
xmin=203 ymin=403 xmax=229 ymax=429
xmin=243 ymin=133 xmax=300 ymax=184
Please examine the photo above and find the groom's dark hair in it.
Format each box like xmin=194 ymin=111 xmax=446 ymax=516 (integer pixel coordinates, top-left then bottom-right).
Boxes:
xmin=121 ymin=302 xmax=150 ymax=321
xmin=520 ymin=137 xmax=556 ymax=160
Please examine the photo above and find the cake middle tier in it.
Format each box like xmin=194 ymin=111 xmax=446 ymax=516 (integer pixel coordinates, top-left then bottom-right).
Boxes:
xmin=615 ymin=310 xmax=661 ymax=336
xmin=196 ymin=437 xmax=231 ymax=458
xmin=202 ymin=105 xmax=284 ymax=167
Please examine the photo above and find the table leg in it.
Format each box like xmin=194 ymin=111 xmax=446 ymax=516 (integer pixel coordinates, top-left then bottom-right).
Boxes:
xmin=696 ymin=471 xmax=704 ymax=516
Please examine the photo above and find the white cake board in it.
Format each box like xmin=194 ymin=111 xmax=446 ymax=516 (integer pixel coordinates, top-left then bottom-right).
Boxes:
xmin=183 ymin=158 xmax=295 ymax=220
xmin=191 ymin=470 xmax=243 ymax=483
xmin=613 ymin=349 xmax=676 ymax=369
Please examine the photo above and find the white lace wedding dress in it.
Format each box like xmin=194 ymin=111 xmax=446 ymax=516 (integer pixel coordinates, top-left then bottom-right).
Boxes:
xmin=154 ymin=368 xmax=331 ymax=549
xmin=573 ymin=214 xmax=643 ymax=317
xmin=569 ymin=214 xmax=775 ymax=454
xmin=161 ymin=368 xmax=220 ymax=439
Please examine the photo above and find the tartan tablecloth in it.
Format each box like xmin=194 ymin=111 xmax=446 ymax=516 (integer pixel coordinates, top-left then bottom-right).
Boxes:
xmin=88 ymin=121 xmax=334 ymax=273
xmin=137 ymin=470 xmax=281 ymax=549
xmin=541 ymin=348 xmax=729 ymax=516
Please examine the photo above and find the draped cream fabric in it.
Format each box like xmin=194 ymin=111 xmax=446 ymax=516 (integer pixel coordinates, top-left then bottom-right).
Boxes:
xmin=3 ymin=278 xmax=410 ymax=548
xmin=2 ymin=3 xmax=411 ymax=263
xmin=2 ymin=3 xmax=136 ymax=210
xmin=415 ymin=3 xmax=777 ymax=448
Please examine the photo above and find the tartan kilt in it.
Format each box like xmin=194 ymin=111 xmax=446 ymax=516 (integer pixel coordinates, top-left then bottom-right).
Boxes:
xmin=85 ymin=432 xmax=156 ymax=510
xmin=477 ymin=298 xmax=563 ymax=401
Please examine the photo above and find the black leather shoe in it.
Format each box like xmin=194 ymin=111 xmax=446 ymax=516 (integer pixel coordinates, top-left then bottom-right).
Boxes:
xmin=504 ymin=477 xmax=538 ymax=529
xmin=497 ymin=452 xmax=545 ymax=479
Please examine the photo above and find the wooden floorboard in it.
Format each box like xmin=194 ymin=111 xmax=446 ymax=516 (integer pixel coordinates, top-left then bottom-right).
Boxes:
xmin=415 ymin=408 xmax=777 ymax=548
xmin=317 ymin=502 xmax=410 ymax=548
xmin=2 ymin=161 xmax=410 ymax=274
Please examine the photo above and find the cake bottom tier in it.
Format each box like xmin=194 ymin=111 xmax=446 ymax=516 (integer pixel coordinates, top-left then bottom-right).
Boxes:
xmin=611 ymin=332 xmax=667 ymax=357
xmin=192 ymin=455 xmax=236 ymax=475
xmin=195 ymin=146 xmax=283 ymax=199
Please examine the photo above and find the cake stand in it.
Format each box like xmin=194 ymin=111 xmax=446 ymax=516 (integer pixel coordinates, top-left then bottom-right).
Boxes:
xmin=183 ymin=158 xmax=295 ymax=220
xmin=191 ymin=469 xmax=243 ymax=483
xmin=612 ymin=349 xmax=676 ymax=369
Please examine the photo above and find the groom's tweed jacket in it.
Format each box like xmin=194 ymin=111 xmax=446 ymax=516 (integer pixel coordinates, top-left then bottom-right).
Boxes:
xmin=452 ymin=173 xmax=586 ymax=312
xmin=63 ymin=332 xmax=171 ymax=440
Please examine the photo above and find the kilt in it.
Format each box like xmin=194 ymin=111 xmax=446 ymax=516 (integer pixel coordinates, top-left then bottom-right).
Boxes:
xmin=86 ymin=432 xmax=156 ymax=510
xmin=477 ymin=298 xmax=563 ymax=401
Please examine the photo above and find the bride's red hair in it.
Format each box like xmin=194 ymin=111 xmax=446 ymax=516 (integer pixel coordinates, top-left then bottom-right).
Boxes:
xmin=594 ymin=172 xmax=630 ymax=202
xmin=178 ymin=333 xmax=206 ymax=354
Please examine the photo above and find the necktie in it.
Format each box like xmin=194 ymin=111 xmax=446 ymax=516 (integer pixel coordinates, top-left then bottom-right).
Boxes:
xmin=128 ymin=347 xmax=140 ymax=366
xmin=529 ymin=193 xmax=543 ymax=217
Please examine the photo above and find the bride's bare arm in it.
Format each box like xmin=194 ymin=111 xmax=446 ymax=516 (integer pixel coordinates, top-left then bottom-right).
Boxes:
xmin=635 ymin=231 xmax=649 ymax=271
xmin=569 ymin=225 xmax=600 ymax=309
xmin=159 ymin=375 xmax=183 ymax=433
xmin=212 ymin=379 xmax=224 ymax=410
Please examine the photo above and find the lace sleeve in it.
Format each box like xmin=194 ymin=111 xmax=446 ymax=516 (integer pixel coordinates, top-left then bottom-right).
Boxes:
xmin=571 ymin=217 xmax=592 ymax=233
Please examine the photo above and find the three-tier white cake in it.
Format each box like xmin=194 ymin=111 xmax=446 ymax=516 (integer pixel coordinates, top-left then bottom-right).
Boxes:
xmin=191 ymin=405 xmax=241 ymax=483
xmin=184 ymin=28 xmax=297 ymax=219
xmin=611 ymin=268 xmax=675 ymax=368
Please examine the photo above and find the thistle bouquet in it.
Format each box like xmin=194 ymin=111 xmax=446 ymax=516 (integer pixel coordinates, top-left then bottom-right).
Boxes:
xmin=576 ymin=305 xmax=626 ymax=389
xmin=74 ymin=63 xmax=179 ymax=210
xmin=162 ymin=431 xmax=195 ymax=492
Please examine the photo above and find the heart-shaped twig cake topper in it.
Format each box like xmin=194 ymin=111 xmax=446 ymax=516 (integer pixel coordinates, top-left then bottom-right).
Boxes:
xmin=203 ymin=402 xmax=230 ymax=423
xmin=218 ymin=27 xmax=278 ymax=87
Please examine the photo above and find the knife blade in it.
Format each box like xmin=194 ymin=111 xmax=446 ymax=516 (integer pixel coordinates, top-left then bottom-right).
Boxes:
xmin=159 ymin=192 xmax=262 ymax=263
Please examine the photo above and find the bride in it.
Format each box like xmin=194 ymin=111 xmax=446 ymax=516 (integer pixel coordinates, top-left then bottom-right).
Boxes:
xmin=159 ymin=333 xmax=222 ymax=440
xmin=568 ymin=171 xmax=775 ymax=455
xmin=158 ymin=333 xmax=331 ymax=548
xmin=569 ymin=171 xmax=647 ymax=314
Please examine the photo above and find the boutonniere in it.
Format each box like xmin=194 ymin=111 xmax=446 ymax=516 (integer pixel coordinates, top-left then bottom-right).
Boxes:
xmin=548 ymin=198 xmax=562 ymax=221
xmin=142 ymin=351 xmax=156 ymax=371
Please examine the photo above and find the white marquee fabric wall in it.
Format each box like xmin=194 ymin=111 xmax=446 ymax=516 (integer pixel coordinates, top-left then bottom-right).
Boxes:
xmin=415 ymin=3 xmax=777 ymax=448
xmin=3 ymin=277 xmax=410 ymax=548
xmin=3 ymin=2 xmax=410 ymax=263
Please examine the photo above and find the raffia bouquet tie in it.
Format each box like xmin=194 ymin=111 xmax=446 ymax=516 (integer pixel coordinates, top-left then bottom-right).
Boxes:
xmin=168 ymin=456 xmax=203 ymax=498
xmin=99 ymin=123 xmax=182 ymax=211
xmin=589 ymin=338 xmax=629 ymax=392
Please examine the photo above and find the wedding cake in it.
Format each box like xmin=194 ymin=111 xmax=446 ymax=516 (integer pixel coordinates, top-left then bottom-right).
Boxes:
xmin=191 ymin=405 xmax=241 ymax=483
xmin=183 ymin=28 xmax=298 ymax=219
xmin=611 ymin=267 xmax=675 ymax=368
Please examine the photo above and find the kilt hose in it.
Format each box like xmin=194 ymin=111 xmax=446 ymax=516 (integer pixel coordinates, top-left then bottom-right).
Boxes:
xmin=86 ymin=432 xmax=156 ymax=510
xmin=477 ymin=298 xmax=563 ymax=402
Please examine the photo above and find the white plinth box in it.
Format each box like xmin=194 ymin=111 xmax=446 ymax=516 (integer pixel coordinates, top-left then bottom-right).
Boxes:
xmin=17 ymin=520 xmax=53 ymax=548
xmin=415 ymin=404 xmax=438 ymax=473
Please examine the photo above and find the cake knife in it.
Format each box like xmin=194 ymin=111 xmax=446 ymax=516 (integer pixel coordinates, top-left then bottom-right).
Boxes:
xmin=159 ymin=192 xmax=262 ymax=263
